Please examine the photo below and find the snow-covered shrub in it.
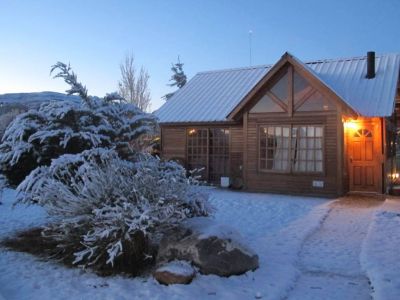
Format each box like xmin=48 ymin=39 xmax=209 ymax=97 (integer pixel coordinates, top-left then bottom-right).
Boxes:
xmin=17 ymin=148 xmax=209 ymax=271
xmin=0 ymin=62 xmax=157 ymax=186
xmin=0 ymin=104 xmax=27 ymax=139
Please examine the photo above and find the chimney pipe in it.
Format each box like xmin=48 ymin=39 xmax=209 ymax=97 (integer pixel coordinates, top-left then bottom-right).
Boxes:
xmin=366 ymin=51 xmax=375 ymax=79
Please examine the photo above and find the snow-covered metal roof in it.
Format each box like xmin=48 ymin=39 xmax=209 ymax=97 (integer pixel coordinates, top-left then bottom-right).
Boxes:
xmin=304 ymin=54 xmax=400 ymax=117
xmin=155 ymin=66 xmax=270 ymax=123
xmin=155 ymin=53 xmax=400 ymax=123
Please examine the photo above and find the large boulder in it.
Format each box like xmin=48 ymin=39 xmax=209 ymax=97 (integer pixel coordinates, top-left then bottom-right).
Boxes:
xmin=154 ymin=260 xmax=196 ymax=285
xmin=157 ymin=217 xmax=259 ymax=277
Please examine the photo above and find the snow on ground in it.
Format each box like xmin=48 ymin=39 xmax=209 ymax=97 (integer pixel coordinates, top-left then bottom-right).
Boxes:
xmin=0 ymin=187 xmax=329 ymax=300
xmin=361 ymin=198 xmax=400 ymax=300
xmin=0 ymin=189 xmax=46 ymax=238
xmin=1 ymin=187 xmax=400 ymax=300
xmin=287 ymin=197 xmax=381 ymax=300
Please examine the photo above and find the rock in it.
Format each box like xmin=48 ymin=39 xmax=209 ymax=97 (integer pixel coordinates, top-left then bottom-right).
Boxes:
xmin=157 ymin=217 xmax=259 ymax=277
xmin=154 ymin=260 xmax=196 ymax=285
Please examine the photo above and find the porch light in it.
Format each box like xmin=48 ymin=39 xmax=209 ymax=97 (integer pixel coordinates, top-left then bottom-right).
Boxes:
xmin=391 ymin=173 xmax=399 ymax=179
xmin=343 ymin=119 xmax=359 ymax=131
xmin=188 ymin=129 xmax=196 ymax=135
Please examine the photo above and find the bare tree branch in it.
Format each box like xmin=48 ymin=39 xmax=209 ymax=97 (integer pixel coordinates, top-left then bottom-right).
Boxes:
xmin=118 ymin=54 xmax=152 ymax=112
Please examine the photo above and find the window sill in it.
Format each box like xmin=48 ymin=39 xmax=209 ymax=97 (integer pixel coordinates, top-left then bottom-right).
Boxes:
xmin=258 ymin=169 xmax=325 ymax=176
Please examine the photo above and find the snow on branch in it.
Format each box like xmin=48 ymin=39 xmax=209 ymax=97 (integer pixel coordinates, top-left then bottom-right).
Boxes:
xmin=17 ymin=148 xmax=210 ymax=268
xmin=0 ymin=62 xmax=157 ymax=186
xmin=51 ymin=62 xmax=89 ymax=105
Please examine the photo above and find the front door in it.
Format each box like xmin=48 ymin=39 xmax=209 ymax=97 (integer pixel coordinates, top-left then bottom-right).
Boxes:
xmin=348 ymin=121 xmax=382 ymax=193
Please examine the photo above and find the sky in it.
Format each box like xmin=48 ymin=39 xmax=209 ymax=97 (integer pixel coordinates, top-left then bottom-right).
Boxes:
xmin=0 ymin=0 xmax=399 ymax=111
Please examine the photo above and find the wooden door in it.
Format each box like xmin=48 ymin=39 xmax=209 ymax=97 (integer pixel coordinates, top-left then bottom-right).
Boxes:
xmin=348 ymin=122 xmax=382 ymax=193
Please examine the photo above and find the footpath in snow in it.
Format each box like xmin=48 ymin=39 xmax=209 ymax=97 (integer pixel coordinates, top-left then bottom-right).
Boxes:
xmin=286 ymin=196 xmax=397 ymax=300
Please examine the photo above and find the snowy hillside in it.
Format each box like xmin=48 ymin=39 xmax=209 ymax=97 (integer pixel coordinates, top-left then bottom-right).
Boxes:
xmin=0 ymin=92 xmax=81 ymax=108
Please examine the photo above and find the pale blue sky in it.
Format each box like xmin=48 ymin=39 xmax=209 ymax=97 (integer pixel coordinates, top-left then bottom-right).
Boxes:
xmin=0 ymin=0 xmax=399 ymax=110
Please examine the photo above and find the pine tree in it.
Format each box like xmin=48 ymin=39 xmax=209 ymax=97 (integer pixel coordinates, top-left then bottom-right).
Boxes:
xmin=164 ymin=57 xmax=187 ymax=100
xmin=0 ymin=62 xmax=157 ymax=186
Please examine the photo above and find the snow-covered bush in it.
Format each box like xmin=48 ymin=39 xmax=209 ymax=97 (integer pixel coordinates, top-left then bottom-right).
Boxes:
xmin=0 ymin=104 xmax=27 ymax=139
xmin=17 ymin=148 xmax=209 ymax=271
xmin=0 ymin=62 xmax=157 ymax=186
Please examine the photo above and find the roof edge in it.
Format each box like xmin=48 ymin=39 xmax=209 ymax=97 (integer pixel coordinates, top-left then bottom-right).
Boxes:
xmin=227 ymin=52 xmax=359 ymax=120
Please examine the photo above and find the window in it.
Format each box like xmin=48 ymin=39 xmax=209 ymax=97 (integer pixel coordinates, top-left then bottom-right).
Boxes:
xmin=259 ymin=126 xmax=290 ymax=171
xmin=293 ymin=71 xmax=335 ymax=112
xmin=187 ymin=128 xmax=208 ymax=178
xmin=209 ymin=129 xmax=230 ymax=182
xmin=259 ymin=124 xmax=324 ymax=173
xmin=292 ymin=126 xmax=324 ymax=172
xmin=250 ymin=68 xmax=337 ymax=113
xmin=187 ymin=128 xmax=230 ymax=182
xmin=250 ymin=94 xmax=285 ymax=113
xmin=250 ymin=69 xmax=288 ymax=113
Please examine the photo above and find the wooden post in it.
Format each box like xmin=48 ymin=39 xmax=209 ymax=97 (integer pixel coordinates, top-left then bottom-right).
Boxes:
xmin=243 ymin=112 xmax=248 ymax=188
xmin=336 ymin=108 xmax=344 ymax=196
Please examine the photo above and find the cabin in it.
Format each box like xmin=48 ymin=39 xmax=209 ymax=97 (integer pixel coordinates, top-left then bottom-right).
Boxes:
xmin=155 ymin=52 xmax=400 ymax=197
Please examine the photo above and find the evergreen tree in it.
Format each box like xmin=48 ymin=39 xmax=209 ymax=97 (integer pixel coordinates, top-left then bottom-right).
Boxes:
xmin=0 ymin=62 xmax=157 ymax=186
xmin=164 ymin=57 xmax=187 ymax=100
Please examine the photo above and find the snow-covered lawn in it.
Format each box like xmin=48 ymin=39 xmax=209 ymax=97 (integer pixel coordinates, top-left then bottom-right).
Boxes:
xmin=0 ymin=188 xmax=399 ymax=300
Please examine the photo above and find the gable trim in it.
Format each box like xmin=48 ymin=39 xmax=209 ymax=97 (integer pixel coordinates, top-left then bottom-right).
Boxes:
xmin=227 ymin=52 xmax=359 ymax=120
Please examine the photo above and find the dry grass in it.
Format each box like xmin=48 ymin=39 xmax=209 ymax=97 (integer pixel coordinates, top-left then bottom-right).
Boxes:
xmin=1 ymin=227 xmax=157 ymax=277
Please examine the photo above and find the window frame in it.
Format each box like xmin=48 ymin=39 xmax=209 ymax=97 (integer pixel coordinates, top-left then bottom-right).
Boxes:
xmin=257 ymin=123 xmax=325 ymax=175
xmin=186 ymin=127 xmax=231 ymax=182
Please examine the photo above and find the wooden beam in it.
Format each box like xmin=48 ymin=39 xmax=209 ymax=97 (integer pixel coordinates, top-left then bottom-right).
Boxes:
xmin=266 ymin=90 xmax=288 ymax=111
xmin=227 ymin=52 xmax=291 ymax=119
xmin=287 ymin=56 xmax=358 ymax=117
xmin=293 ymin=88 xmax=317 ymax=111
xmin=336 ymin=107 xmax=344 ymax=196
xmin=227 ymin=52 xmax=358 ymax=120
xmin=288 ymin=65 xmax=293 ymax=117
xmin=160 ymin=121 xmax=241 ymax=127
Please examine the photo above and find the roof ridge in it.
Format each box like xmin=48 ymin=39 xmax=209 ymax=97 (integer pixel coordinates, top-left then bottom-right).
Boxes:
xmin=305 ymin=53 xmax=400 ymax=64
xmin=195 ymin=53 xmax=400 ymax=75
xmin=197 ymin=64 xmax=271 ymax=75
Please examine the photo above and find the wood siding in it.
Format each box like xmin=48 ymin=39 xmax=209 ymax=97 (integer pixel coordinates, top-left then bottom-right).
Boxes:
xmin=161 ymin=127 xmax=186 ymax=163
xmin=229 ymin=126 xmax=243 ymax=178
xmin=244 ymin=111 xmax=341 ymax=197
xmin=161 ymin=125 xmax=243 ymax=180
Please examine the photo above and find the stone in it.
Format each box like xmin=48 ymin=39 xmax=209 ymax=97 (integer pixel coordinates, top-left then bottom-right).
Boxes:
xmin=154 ymin=260 xmax=196 ymax=285
xmin=157 ymin=217 xmax=259 ymax=277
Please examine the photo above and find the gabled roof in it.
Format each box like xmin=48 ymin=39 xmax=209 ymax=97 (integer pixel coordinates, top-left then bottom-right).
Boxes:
xmin=155 ymin=66 xmax=270 ymax=123
xmin=155 ymin=52 xmax=400 ymax=123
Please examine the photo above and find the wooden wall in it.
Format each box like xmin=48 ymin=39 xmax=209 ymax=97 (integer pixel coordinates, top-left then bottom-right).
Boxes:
xmin=161 ymin=127 xmax=186 ymax=163
xmin=229 ymin=126 xmax=243 ymax=178
xmin=244 ymin=111 xmax=342 ymax=197
xmin=160 ymin=125 xmax=243 ymax=177
xmin=383 ymin=117 xmax=396 ymax=193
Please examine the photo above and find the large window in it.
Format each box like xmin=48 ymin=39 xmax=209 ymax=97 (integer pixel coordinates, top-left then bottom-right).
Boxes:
xmin=187 ymin=128 xmax=208 ymax=178
xmin=209 ymin=128 xmax=230 ymax=182
xmin=187 ymin=128 xmax=230 ymax=182
xmin=250 ymin=67 xmax=336 ymax=114
xmin=259 ymin=126 xmax=290 ymax=171
xmin=259 ymin=125 xmax=324 ymax=173
xmin=291 ymin=126 xmax=324 ymax=172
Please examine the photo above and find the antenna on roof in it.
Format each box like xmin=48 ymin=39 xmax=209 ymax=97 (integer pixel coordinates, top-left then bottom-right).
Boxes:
xmin=249 ymin=30 xmax=253 ymax=66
